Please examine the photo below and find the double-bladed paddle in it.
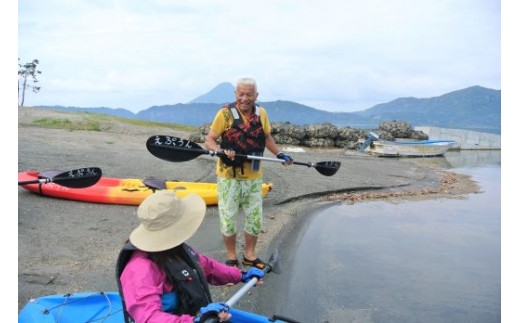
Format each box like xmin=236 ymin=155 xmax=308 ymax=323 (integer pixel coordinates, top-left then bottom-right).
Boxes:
xmin=205 ymin=250 xmax=299 ymax=323
xmin=146 ymin=135 xmax=341 ymax=177
xmin=18 ymin=167 xmax=102 ymax=188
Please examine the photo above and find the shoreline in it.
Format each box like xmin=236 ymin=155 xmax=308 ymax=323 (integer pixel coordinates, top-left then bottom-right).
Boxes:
xmin=18 ymin=107 xmax=480 ymax=310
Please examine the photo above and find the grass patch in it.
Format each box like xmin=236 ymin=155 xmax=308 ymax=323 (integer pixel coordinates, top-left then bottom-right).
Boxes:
xmin=31 ymin=117 xmax=101 ymax=131
xmin=23 ymin=109 xmax=198 ymax=133
xmin=85 ymin=112 xmax=196 ymax=131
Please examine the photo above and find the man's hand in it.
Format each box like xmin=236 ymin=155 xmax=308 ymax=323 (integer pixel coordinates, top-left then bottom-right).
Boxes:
xmin=224 ymin=149 xmax=236 ymax=161
xmin=277 ymin=152 xmax=293 ymax=165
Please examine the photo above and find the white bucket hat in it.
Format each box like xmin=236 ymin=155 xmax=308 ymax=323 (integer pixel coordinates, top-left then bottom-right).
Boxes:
xmin=130 ymin=190 xmax=206 ymax=252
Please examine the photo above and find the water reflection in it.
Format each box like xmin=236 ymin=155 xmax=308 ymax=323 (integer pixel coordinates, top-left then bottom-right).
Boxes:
xmin=257 ymin=151 xmax=501 ymax=323
xmin=411 ymin=150 xmax=501 ymax=170
xmin=444 ymin=150 xmax=501 ymax=169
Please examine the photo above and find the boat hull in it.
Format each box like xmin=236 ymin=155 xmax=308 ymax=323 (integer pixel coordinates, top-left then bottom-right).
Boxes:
xmin=18 ymin=291 xmax=293 ymax=323
xmin=364 ymin=140 xmax=456 ymax=157
xmin=18 ymin=171 xmax=273 ymax=206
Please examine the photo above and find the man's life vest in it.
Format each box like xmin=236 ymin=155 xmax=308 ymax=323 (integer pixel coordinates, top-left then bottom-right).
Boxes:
xmin=115 ymin=242 xmax=213 ymax=322
xmin=219 ymin=103 xmax=266 ymax=176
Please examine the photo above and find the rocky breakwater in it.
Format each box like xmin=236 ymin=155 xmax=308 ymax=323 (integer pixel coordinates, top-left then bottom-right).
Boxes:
xmin=190 ymin=120 xmax=429 ymax=149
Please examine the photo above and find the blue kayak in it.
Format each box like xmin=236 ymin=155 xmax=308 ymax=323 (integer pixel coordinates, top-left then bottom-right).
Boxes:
xmin=19 ymin=291 xmax=296 ymax=323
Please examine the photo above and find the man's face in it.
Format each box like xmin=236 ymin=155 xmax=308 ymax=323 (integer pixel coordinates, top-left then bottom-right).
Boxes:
xmin=235 ymin=84 xmax=258 ymax=110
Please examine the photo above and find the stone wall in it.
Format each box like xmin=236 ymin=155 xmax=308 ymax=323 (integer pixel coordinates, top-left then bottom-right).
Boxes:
xmin=415 ymin=126 xmax=501 ymax=150
xmin=190 ymin=120 xmax=428 ymax=150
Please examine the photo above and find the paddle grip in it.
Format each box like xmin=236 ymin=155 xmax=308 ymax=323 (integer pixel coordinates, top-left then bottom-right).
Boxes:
xmin=226 ymin=263 xmax=271 ymax=307
xmin=18 ymin=179 xmax=50 ymax=185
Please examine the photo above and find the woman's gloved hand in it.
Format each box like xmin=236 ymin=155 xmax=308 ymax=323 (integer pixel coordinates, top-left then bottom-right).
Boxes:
xmin=194 ymin=302 xmax=229 ymax=322
xmin=241 ymin=267 xmax=265 ymax=283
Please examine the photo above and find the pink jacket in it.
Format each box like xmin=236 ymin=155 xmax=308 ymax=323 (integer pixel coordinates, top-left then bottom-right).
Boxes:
xmin=120 ymin=250 xmax=242 ymax=323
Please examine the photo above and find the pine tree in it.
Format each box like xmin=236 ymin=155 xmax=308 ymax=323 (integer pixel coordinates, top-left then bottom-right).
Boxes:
xmin=18 ymin=58 xmax=42 ymax=107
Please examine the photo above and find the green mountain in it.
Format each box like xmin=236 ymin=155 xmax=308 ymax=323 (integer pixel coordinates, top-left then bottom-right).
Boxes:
xmin=355 ymin=86 xmax=500 ymax=134
xmin=33 ymin=85 xmax=501 ymax=134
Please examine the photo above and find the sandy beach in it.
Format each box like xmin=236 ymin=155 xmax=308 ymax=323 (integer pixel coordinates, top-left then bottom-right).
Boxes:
xmin=17 ymin=107 xmax=479 ymax=310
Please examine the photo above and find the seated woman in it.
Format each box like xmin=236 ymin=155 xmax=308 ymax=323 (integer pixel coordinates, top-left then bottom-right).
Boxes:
xmin=116 ymin=190 xmax=264 ymax=323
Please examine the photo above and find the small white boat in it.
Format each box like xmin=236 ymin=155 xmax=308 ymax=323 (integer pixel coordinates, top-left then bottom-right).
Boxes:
xmin=359 ymin=132 xmax=456 ymax=157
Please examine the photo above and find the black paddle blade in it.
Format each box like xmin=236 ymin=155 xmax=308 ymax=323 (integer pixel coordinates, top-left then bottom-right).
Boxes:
xmin=19 ymin=167 xmax=102 ymax=188
xmin=146 ymin=135 xmax=207 ymax=162
xmin=52 ymin=167 xmax=102 ymax=188
xmin=266 ymin=249 xmax=282 ymax=274
xmin=315 ymin=161 xmax=341 ymax=176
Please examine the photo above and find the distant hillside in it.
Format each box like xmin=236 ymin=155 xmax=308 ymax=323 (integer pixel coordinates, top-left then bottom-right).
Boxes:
xmin=33 ymin=85 xmax=501 ymax=134
xmin=355 ymin=86 xmax=500 ymax=134
xmin=34 ymin=105 xmax=137 ymax=119
xmin=133 ymin=101 xmax=368 ymax=128
xmin=188 ymin=82 xmax=235 ymax=104
xmin=136 ymin=103 xmax=222 ymax=125
xmin=260 ymin=101 xmax=374 ymax=129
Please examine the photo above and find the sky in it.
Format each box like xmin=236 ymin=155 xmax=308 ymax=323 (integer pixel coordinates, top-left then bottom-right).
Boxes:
xmin=16 ymin=0 xmax=501 ymax=113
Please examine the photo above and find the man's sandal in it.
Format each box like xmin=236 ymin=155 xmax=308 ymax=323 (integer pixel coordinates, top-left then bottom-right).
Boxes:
xmin=225 ymin=259 xmax=239 ymax=267
xmin=242 ymin=257 xmax=266 ymax=270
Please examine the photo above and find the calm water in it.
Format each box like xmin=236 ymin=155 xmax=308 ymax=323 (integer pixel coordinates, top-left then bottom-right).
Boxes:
xmin=259 ymin=150 xmax=501 ymax=323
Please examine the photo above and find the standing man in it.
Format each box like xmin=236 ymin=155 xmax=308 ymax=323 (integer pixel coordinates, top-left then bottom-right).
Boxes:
xmin=205 ymin=77 xmax=293 ymax=269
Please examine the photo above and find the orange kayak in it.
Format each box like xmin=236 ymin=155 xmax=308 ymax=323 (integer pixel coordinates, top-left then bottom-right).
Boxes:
xmin=18 ymin=171 xmax=273 ymax=206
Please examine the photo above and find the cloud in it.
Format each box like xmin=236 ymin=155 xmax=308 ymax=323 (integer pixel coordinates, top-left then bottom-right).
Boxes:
xmin=18 ymin=0 xmax=500 ymax=112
